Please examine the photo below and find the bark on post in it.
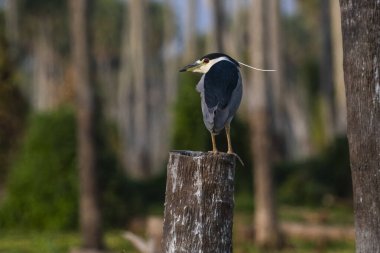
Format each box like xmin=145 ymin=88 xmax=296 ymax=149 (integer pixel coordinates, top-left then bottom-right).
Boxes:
xmin=339 ymin=0 xmax=380 ymax=252
xmin=163 ymin=151 xmax=236 ymax=253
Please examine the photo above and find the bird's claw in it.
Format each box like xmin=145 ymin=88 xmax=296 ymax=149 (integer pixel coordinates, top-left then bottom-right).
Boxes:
xmin=208 ymin=150 xmax=245 ymax=167
xmin=229 ymin=152 xmax=245 ymax=166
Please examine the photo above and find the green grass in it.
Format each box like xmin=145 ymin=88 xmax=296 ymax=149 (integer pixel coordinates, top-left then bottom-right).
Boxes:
xmin=0 ymin=230 xmax=354 ymax=253
xmin=0 ymin=231 xmax=138 ymax=253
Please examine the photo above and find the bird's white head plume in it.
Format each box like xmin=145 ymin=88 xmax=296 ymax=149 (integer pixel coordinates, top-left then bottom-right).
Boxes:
xmin=238 ymin=61 xmax=276 ymax=72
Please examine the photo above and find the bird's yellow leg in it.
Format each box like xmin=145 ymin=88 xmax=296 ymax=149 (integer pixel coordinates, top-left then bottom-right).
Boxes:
xmin=211 ymin=133 xmax=218 ymax=153
xmin=226 ymin=124 xmax=233 ymax=154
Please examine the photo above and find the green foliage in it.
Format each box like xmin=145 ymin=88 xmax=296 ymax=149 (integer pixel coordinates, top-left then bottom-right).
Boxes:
xmin=171 ymin=74 xmax=209 ymax=151
xmin=121 ymin=174 xmax=166 ymax=218
xmin=96 ymin=127 xmax=166 ymax=226
xmin=0 ymin=109 xmax=78 ymax=230
xmin=310 ymin=96 xmax=329 ymax=149
xmin=275 ymin=137 xmax=351 ymax=205
xmin=0 ymin=108 xmax=168 ymax=231
xmin=0 ymin=231 xmax=138 ymax=253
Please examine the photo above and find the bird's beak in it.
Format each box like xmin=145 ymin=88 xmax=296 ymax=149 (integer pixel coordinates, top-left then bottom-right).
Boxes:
xmin=179 ymin=61 xmax=202 ymax=72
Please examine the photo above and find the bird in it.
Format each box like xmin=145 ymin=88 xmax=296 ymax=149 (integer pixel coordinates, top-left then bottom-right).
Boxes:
xmin=180 ymin=53 xmax=243 ymax=154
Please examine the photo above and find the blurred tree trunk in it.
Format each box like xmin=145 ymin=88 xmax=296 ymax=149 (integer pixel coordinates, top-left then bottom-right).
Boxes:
xmin=4 ymin=0 xmax=19 ymax=56
xmin=340 ymin=1 xmax=380 ymax=252
xmin=267 ymin=0 xmax=285 ymax=157
xmin=319 ymin=0 xmax=335 ymax=143
xmin=249 ymin=0 xmax=281 ymax=248
xmin=129 ymin=0 xmax=149 ymax=165
xmin=118 ymin=0 xmax=151 ymax=179
xmin=32 ymin=23 xmax=64 ymax=111
xmin=207 ymin=0 xmax=225 ymax=52
xmin=118 ymin=1 xmax=134 ymax=176
xmin=330 ymin=0 xmax=346 ymax=135
xmin=163 ymin=0 xmax=177 ymax=101
xmin=69 ymin=0 xmax=104 ymax=250
xmin=225 ymin=0 xmax=245 ymax=60
xmin=146 ymin=0 xmax=178 ymax=177
xmin=129 ymin=0 xmax=149 ymax=178
xmin=163 ymin=0 xmax=177 ymax=150
xmin=227 ymin=0 xmax=240 ymax=58
xmin=184 ymin=0 xmax=197 ymax=61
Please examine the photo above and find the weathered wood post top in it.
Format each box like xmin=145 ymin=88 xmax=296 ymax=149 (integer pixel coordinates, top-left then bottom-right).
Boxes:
xmin=163 ymin=151 xmax=236 ymax=253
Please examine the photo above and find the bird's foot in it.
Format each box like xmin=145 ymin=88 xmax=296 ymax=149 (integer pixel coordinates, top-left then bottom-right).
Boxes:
xmin=208 ymin=150 xmax=244 ymax=166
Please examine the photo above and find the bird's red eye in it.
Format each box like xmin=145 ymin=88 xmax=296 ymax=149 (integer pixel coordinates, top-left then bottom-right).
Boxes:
xmin=203 ymin=58 xmax=210 ymax=63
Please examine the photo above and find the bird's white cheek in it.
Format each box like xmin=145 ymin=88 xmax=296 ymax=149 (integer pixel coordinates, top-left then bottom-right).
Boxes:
xmin=197 ymin=64 xmax=211 ymax=74
xmin=193 ymin=66 xmax=206 ymax=73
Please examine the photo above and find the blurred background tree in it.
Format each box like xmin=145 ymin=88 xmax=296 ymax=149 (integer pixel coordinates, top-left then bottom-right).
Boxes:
xmin=0 ymin=18 xmax=28 ymax=196
xmin=69 ymin=0 xmax=103 ymax=250
xmin=248 ymin=0 xmax=282 ymax=248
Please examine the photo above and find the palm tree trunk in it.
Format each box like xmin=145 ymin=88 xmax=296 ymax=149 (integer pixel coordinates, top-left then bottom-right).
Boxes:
xmin=330 ymin=0 xmax=346 ymax=134
xmin=226 ymin=0 xmax=245 ymax=60
xmin=207 ymin=0 xmax=225 ymax=52
xmin=69 ymin=0 xmax=103 ymax=249
xmin=118 ymin=0 xmax=134 ymax=176
xmin=184 ymin=0 xmax=197 ymax=61
xmin=249 ymin=0 xmax=281 ymax=248
xmin=162 ymin=0 xmax=178 ymax=162
xmin=32 ymin=22 xmax=63 ymax=111
xmin=118 ymin=0 xmax=151 ymax=179
xmin=266 ymin=0 xmax=287 ymax=159
xmin=320 ymin=0 xmax=335 ymax=142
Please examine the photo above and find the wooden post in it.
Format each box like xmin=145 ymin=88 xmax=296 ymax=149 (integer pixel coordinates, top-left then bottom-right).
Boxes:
xmin=163 ymin=151 xmax=236 ymax=253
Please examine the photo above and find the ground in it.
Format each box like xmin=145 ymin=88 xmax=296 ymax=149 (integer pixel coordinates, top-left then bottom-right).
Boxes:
xmin=0 ymin=206 xmax=354 ymax=253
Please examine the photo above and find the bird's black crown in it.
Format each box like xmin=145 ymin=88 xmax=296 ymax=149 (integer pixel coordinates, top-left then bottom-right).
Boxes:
xmin=200 ymin=53 xmax=240 ymax=67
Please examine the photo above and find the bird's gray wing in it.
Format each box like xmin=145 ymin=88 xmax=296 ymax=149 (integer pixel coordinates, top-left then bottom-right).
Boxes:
xmin=225 ymin=73 xmax=242 ymax=124
xmin=204 ymin=61 xmax=239 ymax=109
xmin=197 ymin=75 xmax=218 ymax=131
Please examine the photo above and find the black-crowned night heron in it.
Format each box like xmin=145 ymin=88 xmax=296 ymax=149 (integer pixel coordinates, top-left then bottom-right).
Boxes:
xmin=180 ymin=53 xmax=242 ymax=154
